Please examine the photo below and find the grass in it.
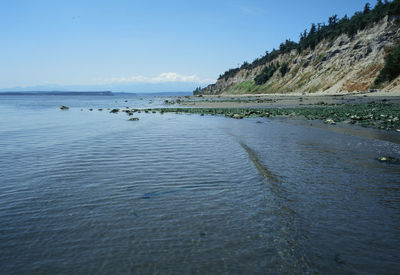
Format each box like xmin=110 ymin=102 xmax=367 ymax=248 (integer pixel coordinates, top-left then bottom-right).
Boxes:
xmin=227 ymin=81 xmax=258 ymax=94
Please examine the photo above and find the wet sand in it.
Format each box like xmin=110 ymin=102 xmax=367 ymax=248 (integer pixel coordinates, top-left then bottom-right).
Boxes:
xmin=179 ymin=93 xmax=400 ymax=109
xmin=156 ymin=92 xmax=400 ymax=144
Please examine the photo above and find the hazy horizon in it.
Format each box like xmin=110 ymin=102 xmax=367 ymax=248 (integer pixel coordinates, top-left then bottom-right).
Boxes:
xmin=1 ymin=0 xmax=371 ymax=92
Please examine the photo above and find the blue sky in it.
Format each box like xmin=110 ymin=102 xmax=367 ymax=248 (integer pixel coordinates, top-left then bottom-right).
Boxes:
xmin=0 ymin=0 xmax=371 ymax=92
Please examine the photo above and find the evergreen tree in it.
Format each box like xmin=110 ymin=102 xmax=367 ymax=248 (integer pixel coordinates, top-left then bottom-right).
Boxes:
xmin=217 ymin=0 xmax=399 ymax=83
xmin=364 ymin=3 xmax=371 ymax=14
xmin=389 ymin=0 xmax=400 ymax=15
xmin=375 ymin=42 xmax=400 ymax=85
xmin=254 ymin=63 xmax=278 ymax=85
xmin=280 ymin=63 xmax=290 ymax=77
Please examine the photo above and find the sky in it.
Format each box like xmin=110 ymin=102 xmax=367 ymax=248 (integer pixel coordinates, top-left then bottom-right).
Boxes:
xmin=0 ymin=0 xmax=372 ymax=92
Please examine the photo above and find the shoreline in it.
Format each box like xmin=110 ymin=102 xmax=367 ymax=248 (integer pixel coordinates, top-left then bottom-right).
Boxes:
xmin=178 ymin=93 xmax=400 ymax=109
xmin=199 ymin=89 xmax=400 ymax=97
xmin=56 ymin=92 xmax=400 ymax=144
xmin=150 ymin=93 xmax=400 ymax=144
xmin=156 ymin=94 xmax=400 ymax=128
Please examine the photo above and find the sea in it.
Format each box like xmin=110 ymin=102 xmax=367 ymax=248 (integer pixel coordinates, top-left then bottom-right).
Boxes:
xmin=0 ymin=93 xmax=399 ymax=274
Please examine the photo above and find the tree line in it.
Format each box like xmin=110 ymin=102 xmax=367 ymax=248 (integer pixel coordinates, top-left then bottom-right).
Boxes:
xmin=218 ymin=0 xmax=400 ymax=83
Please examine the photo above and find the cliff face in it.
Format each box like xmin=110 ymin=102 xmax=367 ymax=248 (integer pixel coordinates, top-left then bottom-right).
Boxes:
xmin=198 ymin=16 xmax=400 ymax=95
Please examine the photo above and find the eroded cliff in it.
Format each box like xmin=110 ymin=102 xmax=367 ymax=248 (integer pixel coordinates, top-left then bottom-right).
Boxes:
xmin=198 ymin=16 xmax=400 ymax=95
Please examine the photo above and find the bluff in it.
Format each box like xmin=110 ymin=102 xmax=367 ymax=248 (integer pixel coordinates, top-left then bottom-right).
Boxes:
xmin=196 ymin=8 xmax=400 ymax=95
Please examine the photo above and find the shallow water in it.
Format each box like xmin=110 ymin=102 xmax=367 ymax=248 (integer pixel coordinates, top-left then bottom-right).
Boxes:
xmin=0 ymin=95 xmax=399 ymax=274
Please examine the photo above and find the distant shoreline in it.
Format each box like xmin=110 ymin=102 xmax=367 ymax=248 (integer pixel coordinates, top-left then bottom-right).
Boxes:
xmin=0 ymin=91 xmax=115 ymax=96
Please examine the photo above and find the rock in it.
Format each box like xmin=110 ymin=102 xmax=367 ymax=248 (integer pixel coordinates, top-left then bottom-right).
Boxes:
xmin=110 ymin=108 xmax=120 ymax=113
xmin=98 ymin=108 xmax=103 ymax=111
xmin=377 ymin=156 xmax=400 ymax=164
xmin=129 ymin=117 xmax=139 ymax=121
xmin=324 ymin=118 xmax=336 ymax=125
xmin=232 ymin=114 xmax=243 ymax=119
xmin=60 ymin=105 xmax=69 ymax=110
xmin=89 ymin=108 xmax=93 ymax=111
xmin=351 ymin=115 xmax=362 ymax=120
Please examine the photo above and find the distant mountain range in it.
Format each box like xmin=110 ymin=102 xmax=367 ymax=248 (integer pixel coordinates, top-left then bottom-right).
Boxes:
xmin=0 ymin=82 xmax=200 ymax=94
xmin=0 ymin=91 xmax=194 ymax=97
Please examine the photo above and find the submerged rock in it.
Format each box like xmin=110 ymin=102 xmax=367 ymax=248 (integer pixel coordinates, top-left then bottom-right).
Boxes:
xmin=60 ymin=105 xmax=69 ymax=110
xmin=377 ymin=156 xmax=400 ymax=164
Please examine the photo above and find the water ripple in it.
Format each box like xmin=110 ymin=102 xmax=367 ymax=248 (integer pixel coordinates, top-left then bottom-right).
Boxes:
xmin=0 ymin=97 xmax=399 ymax=273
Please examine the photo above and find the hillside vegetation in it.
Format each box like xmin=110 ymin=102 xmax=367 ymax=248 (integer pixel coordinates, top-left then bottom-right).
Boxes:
xmin=195 ymin=0 xmax=400 ymax=95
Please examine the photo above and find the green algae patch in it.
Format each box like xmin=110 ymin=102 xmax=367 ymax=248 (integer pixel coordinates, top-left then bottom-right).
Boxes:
xmin=152 ymin=102 xmax=400 ymax=131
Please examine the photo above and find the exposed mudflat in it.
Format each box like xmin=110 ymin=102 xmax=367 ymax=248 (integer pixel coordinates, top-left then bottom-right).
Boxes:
xmin=178 ymin=92 xmax=400 ymax=109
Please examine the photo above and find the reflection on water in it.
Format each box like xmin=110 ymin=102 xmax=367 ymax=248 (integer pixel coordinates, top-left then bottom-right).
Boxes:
xmin=0 ymin=95 xmax=399 ymax=274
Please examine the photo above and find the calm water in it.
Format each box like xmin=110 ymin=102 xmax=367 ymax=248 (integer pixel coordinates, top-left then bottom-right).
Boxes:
xmin=0 ymin=95 xmax=400 ymax=274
